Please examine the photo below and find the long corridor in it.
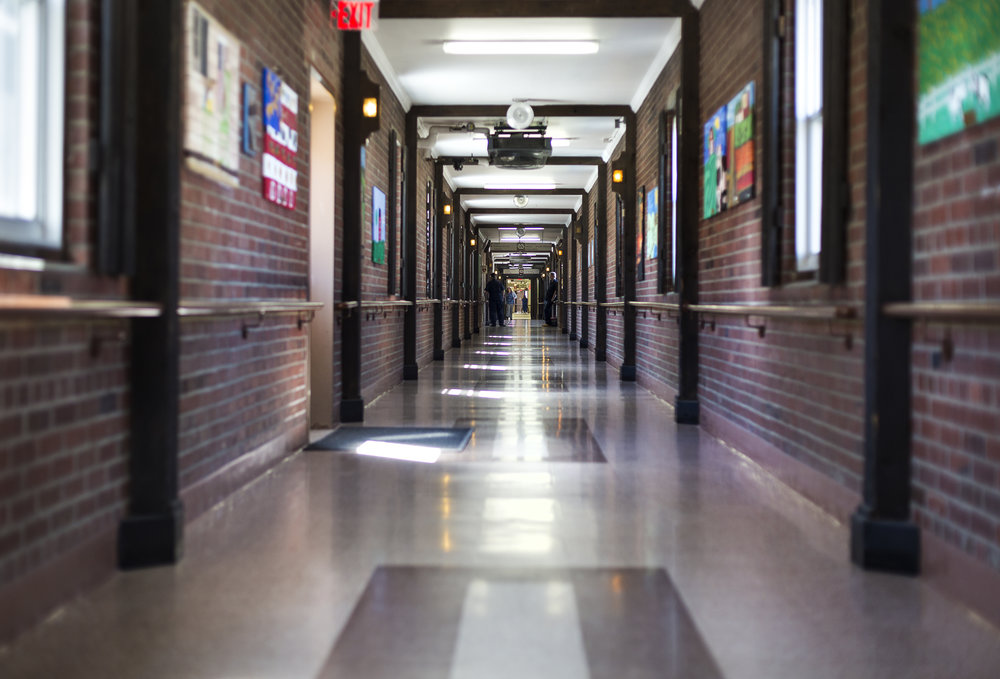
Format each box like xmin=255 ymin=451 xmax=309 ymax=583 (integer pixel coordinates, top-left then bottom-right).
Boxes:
xmin=2 ymin=320 xmax=999 ymax=678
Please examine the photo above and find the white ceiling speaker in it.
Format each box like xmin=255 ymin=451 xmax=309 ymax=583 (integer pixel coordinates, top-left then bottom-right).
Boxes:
xmin=513 ymin=194 xmax=529 ymax=208
xmin=506 ymin=101 xmax=534 ymax=129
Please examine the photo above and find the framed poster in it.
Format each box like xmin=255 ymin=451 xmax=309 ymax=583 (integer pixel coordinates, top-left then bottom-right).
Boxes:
xmin=636 ymin=186 xmax=645 ymax=282
xmin=919 ymin=0 xmax=1000 ymax=144
xmin=727 ymin=81 xmax=755 ymax=207
xmin=262 ymin=67 xmax=298 ymax=209
xmin=372 ymin=186 xmax=386 ymax=264
xmin=703 ymin=106 xmax=727 ymax=219
xmin=184 ymin=3 xmax=241 ymax=186
xmin=646 ymin=185 xmax=658 ymax=260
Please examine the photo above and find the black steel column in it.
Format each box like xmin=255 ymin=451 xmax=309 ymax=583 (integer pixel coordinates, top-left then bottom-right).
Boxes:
xmin=595 ymin=169 xmax=608 ymax=361
xmin=621 ymin=111 xmax=638 ymax=381
xmin=339 ymin=33 xmax=366 ymax=419
xmin=433 ymin=163 xmax=445 ymax=360
xmin=580 ymin=201 xmax=590 ymax=348
xmin=451 ymin=196 xmax=461 ymax=348
xmin=850 ymin=0 xmax=920 ymax=575
xmin=119 ymin=0 xmax=183 ymax=568
xmin=560 ymin=237 xmax=569 ymax=333
xmin=675 ymin=12 xmax=701 ymax=424
xmin=472 ymin=246 xmax=480 ymax=334
xmin=403 ymin=110 xmax=419 ymax=379
xmin=569 ymin=223 xmax=578 ymax=341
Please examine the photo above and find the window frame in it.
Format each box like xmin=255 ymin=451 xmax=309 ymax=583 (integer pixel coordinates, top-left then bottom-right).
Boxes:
xmin=0 ymin=0 xmax=66 ymax=258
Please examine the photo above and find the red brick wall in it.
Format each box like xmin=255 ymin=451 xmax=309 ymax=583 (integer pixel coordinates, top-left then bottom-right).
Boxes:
xmin=634 ymin=44 xmax=682 ymax=400
xmin=176 ymin=0 xmax=320 ymax=497
xmin=912 ymin=113 xmax=1000 ymax=570
xmin=0 ymin=0 xmax=132 ymax=595
xmin=689 ymin=0 xmax=866 ymax=493
xmin=357 ymin=49 xmax=407 ymax=403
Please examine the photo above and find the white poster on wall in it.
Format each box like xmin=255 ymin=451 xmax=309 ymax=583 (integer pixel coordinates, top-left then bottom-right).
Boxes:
xmin=184 ymin=2 xmax=241 ymax=186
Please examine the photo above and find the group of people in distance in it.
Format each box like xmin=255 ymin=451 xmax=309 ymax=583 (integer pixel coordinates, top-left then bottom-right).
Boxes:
xmin=484 ymin=271 xmax=559 ymax=328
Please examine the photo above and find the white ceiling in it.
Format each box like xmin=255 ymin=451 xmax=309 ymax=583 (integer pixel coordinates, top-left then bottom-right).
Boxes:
xmin=363 ymin=11 xmax=690 ymax=259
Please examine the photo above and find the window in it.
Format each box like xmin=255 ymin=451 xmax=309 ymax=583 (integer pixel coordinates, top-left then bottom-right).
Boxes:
xmin=795 ymin=0 xmax=823 ymax=272
xmin=0 ymin=0 xmax=65 ymax=253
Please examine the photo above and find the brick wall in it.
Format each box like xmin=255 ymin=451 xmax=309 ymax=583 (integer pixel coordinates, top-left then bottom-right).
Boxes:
xmin=0 ymin=0 xmax=133 ymax=639
xmin=912 ymin=113 xmax=1000 ymax=570
xmin=634 ymin=43 xmax=683 ymax=400
xmin=176 ymin=0 xmax=317 ymax=503
xmin=690 ymin=0 xmax=867 ymax=494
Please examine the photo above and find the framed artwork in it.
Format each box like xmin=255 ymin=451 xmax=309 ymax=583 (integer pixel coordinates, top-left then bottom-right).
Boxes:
xmin=646 ymin=185 xmax=658 ymax=260
xmin=918 ymin=0 xmax=1000 ymax=144
xmin=726 ymin=81 xmax=755 ymax=207
xmin=184 ymin=3 xmax=241 ymax=186
xmin=372 ymin=186 xmax=386 ymax=264
xmin=703 ymin=106 xmax=728 ymax=219
xmin=636 ymin=186 xmax=645 ymax=282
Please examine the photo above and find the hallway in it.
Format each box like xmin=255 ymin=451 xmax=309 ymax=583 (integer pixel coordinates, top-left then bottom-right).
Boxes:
xmin=1 ymin=322 xmax=998 ymax=678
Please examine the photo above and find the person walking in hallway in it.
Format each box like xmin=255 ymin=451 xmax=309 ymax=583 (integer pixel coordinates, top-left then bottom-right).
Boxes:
xmin=521 ymin=288 xmax=528 ymax=314
xmin=544 ymin=271 xmax=559 ymax=327
xmin=485 ymin=273 xmax=505 ymax=327
xmin=505 ymin=287 xmax=516 ymax=322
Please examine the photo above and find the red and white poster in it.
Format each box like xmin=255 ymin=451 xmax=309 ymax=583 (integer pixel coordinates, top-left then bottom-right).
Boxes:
xmin=262 ymin=67 xmax=298 ymax=210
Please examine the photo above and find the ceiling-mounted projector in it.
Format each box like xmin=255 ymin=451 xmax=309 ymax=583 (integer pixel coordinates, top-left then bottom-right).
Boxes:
xmin=506 ymin=101 xmax=534 ymax=129
xmin=488 ymin=128 xmax=552 ymax=169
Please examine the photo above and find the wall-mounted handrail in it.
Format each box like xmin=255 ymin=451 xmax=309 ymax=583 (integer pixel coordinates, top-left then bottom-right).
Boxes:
xmin=362 ymin=300 xmax=414 ymax=308
xmin=0 ymin=294 xmax=162 ymax=319
xmin=882 ymin=301 xmax=1000 ymax=322
xmin=689 ymin=302 xmax=859 ymax=346
xmin=629 ymin=300 xmax=681 ymax=321
xmin=599 ymin=302 xmax=625 ymax=308
xmin=179 ymin=299 xmax=323 ymax=337
xmin=688 ymin=302 xmax=858 ymax=320
xmin=178 ymin=299 xmax=324 ymax=317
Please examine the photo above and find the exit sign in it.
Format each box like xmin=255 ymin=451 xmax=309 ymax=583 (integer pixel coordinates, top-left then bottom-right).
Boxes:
xmin=332 ymin=1 xmax=375 ymax=30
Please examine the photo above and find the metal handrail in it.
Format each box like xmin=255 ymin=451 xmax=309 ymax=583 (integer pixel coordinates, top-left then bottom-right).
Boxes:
xmin=0 ymin=294 xmax=162 ymax=319
xmin=688 ymin=302 xmax=858 ymax=320
xmin=629 ymin=301 xmax=682 ymax=311
xmin=178 ymin=299 xmax=323 ymax=317
xmin=883 ymin=301 xmax=1000 ymax=322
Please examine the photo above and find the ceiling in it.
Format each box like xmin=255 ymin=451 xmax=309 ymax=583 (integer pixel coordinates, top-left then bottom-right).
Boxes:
xmin=362 ymin=7 xmax=698 ymax=272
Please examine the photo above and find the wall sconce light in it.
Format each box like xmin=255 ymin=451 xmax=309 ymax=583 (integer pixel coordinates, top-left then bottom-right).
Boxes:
xmin=359 ymin=70 xmax=380 ymax=141
xmin=557 ymin=249 xmax=563 ymax=256
xmin=610 ymin=158 xmax=627 ymax=195
xmin=443 ymin=204 xmax=452 ymax=215
xmin=469 ymin=238 xmax=477 ymax=247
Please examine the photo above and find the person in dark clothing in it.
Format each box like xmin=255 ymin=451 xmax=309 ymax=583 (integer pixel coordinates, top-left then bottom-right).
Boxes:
xmin=544 ymin=271 xmax=559 ymax=326
xmin=484 ymin=273 xmax=505 ymax=326
xmin=521 ymin=289 xmax=528 ymax=314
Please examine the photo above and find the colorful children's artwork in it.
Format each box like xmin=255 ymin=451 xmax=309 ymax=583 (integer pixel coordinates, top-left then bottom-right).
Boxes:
xmin=262 ymin=67 xmax=299 ymax=209
xmin=646 ymin=185 xmax=658 ymax=260
xmin=727 ymin=82 xmax=755 ymax=207
xmin=918 ymin=0 xmax=1000 ymax=144
xmin=372 ymin=186 xmax=386 ymax=264
xmin=702 ymin=107 xmax=728 ymax=219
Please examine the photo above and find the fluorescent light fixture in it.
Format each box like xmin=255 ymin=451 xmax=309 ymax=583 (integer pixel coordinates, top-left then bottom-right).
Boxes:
xmin=356 ymin=441 xmax=441 ymax=464
xmin=500 ymin=236 xmax=540 ymax=242
xmin=443 ymin=41 xmax=599 ymax=55
xmin=484 ymin=183 xmax=556 ymax=190
xmin=550 ymin=138 xmax=572 ymax=147
xmin=498 ymin=226 xmax=544 ymax=230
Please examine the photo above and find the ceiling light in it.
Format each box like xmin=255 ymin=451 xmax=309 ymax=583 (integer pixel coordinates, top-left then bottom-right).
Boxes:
xmin=443 ymin=41 xmax=599 ymax=55
xmin=484 ymin=183 xmax=556 ymax=190
xmin=550 ymin=139 xmax=572 ymax=147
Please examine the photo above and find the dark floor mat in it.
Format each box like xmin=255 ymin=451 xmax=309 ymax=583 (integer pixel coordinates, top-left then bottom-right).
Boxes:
xmin=307 ymin=426 xmax=473 ymax=451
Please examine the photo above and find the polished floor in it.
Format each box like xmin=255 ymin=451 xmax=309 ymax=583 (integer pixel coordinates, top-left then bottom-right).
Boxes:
xmin=2 ymin=319 xmax=1000 ymax=678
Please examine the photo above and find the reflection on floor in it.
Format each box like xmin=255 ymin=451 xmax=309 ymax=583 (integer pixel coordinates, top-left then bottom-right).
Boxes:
xmin=1 ymin=320 xmax=999 ymax=678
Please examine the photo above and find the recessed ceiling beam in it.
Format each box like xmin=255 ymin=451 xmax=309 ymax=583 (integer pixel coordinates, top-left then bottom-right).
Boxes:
xmin=379 ymin=1 xmax=696 ymax=19
xmin=411 ymin=105 xmax=632 ymax=119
